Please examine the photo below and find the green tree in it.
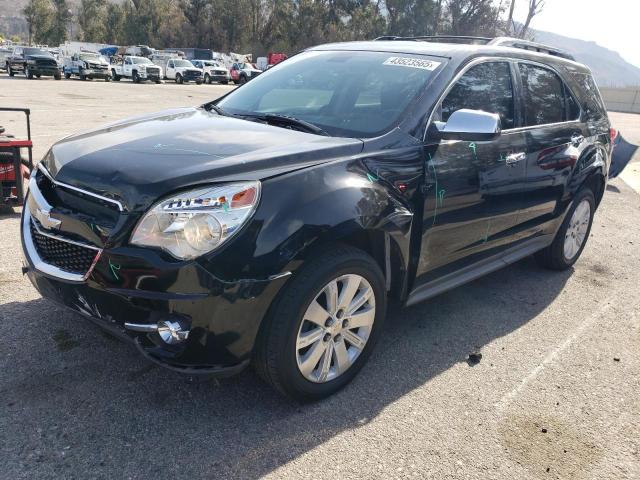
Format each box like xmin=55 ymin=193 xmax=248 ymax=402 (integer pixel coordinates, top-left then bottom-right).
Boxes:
xmin=105 ymin=3 xmax=125 ymax=44
xmin=78 ymin=0 xmax=108 ymax=43
xmin=22 ymin=0 xmax=53 ymax=45
xmin=48 ymin=0 xmax=74 ymax=44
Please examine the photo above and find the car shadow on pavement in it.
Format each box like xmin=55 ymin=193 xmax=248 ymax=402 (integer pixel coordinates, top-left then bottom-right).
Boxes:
xmin=1 ymin=257 xmax=572 ymax=478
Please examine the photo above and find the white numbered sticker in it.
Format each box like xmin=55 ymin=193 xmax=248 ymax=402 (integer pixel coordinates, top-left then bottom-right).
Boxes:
xmin=383 ymin=57 xmax=441 ymax=71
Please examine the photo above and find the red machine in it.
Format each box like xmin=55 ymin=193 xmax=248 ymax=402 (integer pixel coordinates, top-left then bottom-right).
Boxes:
xmin=0 ymin=108 xmax=33 ymax=211
xmin=267 ymin=52 xmax=288 ymax=67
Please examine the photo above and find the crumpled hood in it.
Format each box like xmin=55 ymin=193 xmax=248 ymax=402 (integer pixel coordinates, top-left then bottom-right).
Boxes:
xmin=44 ymin=107 xmax=363 ymax=211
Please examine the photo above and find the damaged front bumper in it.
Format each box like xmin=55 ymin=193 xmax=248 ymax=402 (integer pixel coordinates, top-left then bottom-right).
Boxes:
xmin=21 ymin=205 xmax=291 ymax=375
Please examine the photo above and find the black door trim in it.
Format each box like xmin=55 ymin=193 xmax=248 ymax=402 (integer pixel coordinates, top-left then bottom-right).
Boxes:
xmin=406 ymin=234 xmax=553 ymax=306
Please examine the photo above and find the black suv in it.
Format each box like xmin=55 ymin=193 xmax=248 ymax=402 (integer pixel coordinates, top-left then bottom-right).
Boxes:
xmin=21 ymin=37 xmax=619 ymax=401
xmin=7 ymin=46 xmax=61 ymax=80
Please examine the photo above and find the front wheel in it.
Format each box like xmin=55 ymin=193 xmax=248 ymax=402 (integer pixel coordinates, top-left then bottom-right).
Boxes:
xmin=64 ymin=71 xmax=71 ymax=79
xmin=132 ymin=71 xmax=140 ymax=83
xmin=253 ymin=246 xmax=386 ymax=401
xmin=535 ymin=188 xmax=595 ymax=270
xmin=53 ymin=72 xmax=61 ymax=80
xmin=175 ymin=73 xmax=183 ymax=84
xmin=25 ymin=66 xmax=33 ymax=79
xmin=204 ymin=73 xmax=210 ymax=84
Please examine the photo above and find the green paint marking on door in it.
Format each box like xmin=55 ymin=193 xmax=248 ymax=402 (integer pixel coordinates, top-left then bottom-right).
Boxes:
xmin=108 ymin=258 xmax=121 ymax=281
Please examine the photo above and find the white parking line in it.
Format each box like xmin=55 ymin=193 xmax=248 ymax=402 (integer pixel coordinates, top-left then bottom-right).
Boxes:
xmin=496 ymin=297 xmax=615 ymax=410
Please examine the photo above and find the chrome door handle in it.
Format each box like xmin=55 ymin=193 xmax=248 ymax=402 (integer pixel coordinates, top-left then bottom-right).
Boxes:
xmin=571 ymin=134 xmax=585 ymax=146
xmin=505 ymin=152 xmax=526 ymax=166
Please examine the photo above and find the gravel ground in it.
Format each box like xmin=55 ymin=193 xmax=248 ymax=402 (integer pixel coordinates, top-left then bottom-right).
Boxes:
xmin=1 ymin=76 xmax=639 ymax=480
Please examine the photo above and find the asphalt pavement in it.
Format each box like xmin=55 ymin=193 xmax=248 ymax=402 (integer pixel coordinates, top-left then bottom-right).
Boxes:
xmin=1 ymin=76 xmax=639 ymax=479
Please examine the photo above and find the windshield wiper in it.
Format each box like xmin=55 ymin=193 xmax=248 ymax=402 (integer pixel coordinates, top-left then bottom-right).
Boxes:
xmin=243 ymin=113 xmax=330 ymax=137
xmin=203 ymin=102 xmax=234 ymax=117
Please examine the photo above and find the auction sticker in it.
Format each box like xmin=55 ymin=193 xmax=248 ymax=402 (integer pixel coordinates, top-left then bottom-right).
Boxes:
xmin=383 ymin=57 xmax=441 ymax=71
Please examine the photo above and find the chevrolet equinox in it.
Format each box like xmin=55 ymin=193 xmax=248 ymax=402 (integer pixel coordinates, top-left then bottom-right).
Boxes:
xmin=21 ymin=37 xmax=617 ymax=400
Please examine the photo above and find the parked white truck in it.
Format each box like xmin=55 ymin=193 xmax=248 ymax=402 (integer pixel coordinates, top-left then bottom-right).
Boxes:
xmin=191 ymin=59 xmax=230 ymax=84
xmin=164 ymin=58 xmax=203 ymax=84
xmin=110 ymin=56 xmax=162 ymax=83
xmin=63 ymin=52 xmax=110 ymax=81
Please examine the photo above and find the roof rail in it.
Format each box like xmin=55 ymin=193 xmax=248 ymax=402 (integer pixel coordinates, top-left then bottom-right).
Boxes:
xmin=374 ymin=35 xmax=492 ymax=45
xmin=373 ymin=35 xmax=575 ymax=61
xmin=488 ymin=37 xmax=575 ymax=61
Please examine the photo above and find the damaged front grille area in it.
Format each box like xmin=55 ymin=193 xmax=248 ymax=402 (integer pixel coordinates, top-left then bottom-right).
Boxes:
xmin=30 ymin=220 xmax=98 ymax=276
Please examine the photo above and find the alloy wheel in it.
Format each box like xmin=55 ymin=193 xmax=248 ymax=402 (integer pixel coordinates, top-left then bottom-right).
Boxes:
xmin=564 ymin=199 xmax=591 ymax=261
xmin=296 ymin=274 xmax=375 ymax=383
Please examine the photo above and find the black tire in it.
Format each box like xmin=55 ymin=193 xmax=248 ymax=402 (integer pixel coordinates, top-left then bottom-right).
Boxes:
xmin=222 ymin=80 xmax=229 ymax=85
xmin=132 ymin=71 xmax=140 ymax=83
xmin=64 ymin=71 xmax=71 ymax=79
xmin=175 ymin=73 xmax=183 ymax=84
xmin=104 ymin=75 xmax=111 ymax=82
xmin=53 ymin=72 xmax=61 ymax=80
xmin=195 ymin=78 xmax=202 ymax=85
xmin=111 ymin=69 xmax=120 ymax=81
xmin=239 ymin=75 xmax=247 ymax=85
xmin=204 ymin=73 xmax=210 ymax=84
xmin=25 ymin=66 xmax=33 ymax=79
xmin=535 ymin=188 xmax=595 ymax=270
xmin=36 ymin=74 xmax=41 ymax=78
xmin=8 ymin=64 xmax=14 ymax=76
xmin=253 ymin=245 xmax=387 ymax=402
xmin=79 ymin=70 xmax=86 ymax=80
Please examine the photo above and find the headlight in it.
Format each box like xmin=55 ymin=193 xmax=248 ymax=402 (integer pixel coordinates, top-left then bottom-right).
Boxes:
xmin=131 ymin=182 xmax=261 ymax=260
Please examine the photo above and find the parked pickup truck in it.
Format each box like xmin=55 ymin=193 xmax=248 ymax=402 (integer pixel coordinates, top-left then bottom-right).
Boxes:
xmin=110 ymin=56 xmax=162 ymax=83
xmin=191 ymin=60 xmax=230 ymax=84
xmin=63 ymin=52 xmax=111 ymax=81
xmin=7 ymin=46 xmax=61 ymax=79
xmin=230 ymin=62 xmax=262 ymax=84
xmin=165 ymin=58 xmax=203 ymax=84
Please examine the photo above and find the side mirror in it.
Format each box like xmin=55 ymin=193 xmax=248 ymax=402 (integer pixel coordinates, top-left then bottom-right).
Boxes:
xmin=435 ymin=109 xmax=501 ymax=142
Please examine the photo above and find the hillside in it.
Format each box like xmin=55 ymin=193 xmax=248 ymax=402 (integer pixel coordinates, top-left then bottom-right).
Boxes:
xmin=531 ymin=28 xmax=640 ymax=87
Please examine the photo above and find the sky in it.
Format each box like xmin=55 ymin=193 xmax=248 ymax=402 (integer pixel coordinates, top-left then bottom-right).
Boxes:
xmin=512 ymin=0 xmax=640 ymax=68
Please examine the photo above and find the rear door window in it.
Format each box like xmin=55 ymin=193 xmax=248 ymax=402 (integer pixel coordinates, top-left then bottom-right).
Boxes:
xmin=518 ymin=64 xmax=574 ymax=126
xmin=441 ymin=62 xmax=515 ymax=129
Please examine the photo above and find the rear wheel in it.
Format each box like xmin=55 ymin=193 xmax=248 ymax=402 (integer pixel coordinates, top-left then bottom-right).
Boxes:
xmin=253 ymin=246 xmax=386 ymax=401
xmin=111 ymin=69 xmax=120 ymax=81
xmin=53 ymin=72 xmax=61 ymax=80
xmin=8 ymin=64 xmax=14 ymax=76
xmin=535 ymin=188 xmax=595 ymax=270
xmin=64 ymin=71 xmax=71 ymax=79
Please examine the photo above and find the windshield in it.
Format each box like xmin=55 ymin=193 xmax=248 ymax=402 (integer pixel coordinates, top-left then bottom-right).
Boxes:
xmin=132 ymin=57 xmax=152 ymax=64
xmin=217 ymin=51 xmax=444 ymax=138
xmin=24 ymin=48 xmax=49 ymax=56
xmin=174 ymin=60 xmax=194 ymax=68
xmin=80 ymin=53 xmax=100 ymax=61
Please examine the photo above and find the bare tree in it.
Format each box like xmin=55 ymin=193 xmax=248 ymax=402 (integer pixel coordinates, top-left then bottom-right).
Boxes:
xmin=506 ymin=0 xmax=516 ymax=35
xmin=518 ymin=0 xmax=544 ymax=38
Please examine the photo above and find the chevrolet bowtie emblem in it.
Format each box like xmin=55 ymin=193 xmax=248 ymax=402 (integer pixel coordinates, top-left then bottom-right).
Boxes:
xmin=34 ymin=206 xmax=61 ymax=230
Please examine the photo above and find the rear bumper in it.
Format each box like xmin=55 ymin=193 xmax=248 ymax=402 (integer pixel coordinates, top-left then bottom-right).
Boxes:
xmin=21 ymin=206 xmax=290 ymax=375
